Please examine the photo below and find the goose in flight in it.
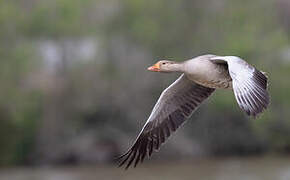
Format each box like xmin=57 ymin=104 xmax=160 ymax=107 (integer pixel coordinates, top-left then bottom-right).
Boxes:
xmin=118 ymin=54 xmax=269 ymax=169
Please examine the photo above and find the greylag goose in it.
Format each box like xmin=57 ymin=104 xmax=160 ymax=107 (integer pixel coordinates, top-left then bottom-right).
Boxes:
xmin=118 ymin=54 xmax=269 ymax=169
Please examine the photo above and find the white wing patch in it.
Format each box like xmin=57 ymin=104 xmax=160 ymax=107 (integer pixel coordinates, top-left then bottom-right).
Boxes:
xmin=211 ymin=56 xmax=269 ymax=117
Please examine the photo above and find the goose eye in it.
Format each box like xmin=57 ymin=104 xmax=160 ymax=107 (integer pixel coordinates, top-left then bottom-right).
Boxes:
xmin=162 ymin=62 xmax=166 ymax=65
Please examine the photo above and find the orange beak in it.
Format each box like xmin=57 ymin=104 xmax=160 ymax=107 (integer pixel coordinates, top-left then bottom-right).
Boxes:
xmin=147 ymin=62 xmax=160 ymax=72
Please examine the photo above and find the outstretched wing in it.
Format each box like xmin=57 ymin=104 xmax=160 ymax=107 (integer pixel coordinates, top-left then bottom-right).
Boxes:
xmin=118 ymin=74 xmax=215 ymax=169
xmin=210 ymin=56 xmax=269 ymax=117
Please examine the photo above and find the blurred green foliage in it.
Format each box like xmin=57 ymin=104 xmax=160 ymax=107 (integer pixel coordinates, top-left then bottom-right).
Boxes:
xmin=0 ymin=0 xmax=290 ymax=166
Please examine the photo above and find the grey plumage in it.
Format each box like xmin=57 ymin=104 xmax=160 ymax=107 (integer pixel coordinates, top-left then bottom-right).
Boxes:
xmin=118 ymin=54 xmax=270 ymax=169
xmin=210 ymin=56 xmax=269 ymax=117
xmin=118 ymin=74 xmax=214 ymax=169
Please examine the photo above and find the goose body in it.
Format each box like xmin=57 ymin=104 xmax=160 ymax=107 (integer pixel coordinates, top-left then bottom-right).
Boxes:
xmin=183 ymin=54 xmax=232 ymax=89
xmin=118 ymin=54 xmax=269 ymax=169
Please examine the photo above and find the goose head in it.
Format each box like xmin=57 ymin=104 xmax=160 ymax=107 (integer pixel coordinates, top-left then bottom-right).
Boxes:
xmin=147 ymin=60 xmax=183 ymax=72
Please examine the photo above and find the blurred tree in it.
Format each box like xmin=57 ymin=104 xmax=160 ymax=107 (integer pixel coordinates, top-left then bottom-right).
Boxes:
xmin=0 ymin=0 xmax=290 ymax=166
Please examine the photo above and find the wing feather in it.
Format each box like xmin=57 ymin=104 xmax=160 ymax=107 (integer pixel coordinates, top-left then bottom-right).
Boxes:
xmin=210 ymin=56 xmax=269 ymax=117
xmin=117 ymin=74 xmax=215 ymax=169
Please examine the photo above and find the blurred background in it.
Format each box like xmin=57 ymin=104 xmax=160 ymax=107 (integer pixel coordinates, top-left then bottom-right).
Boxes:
xmin=0 ymin=0 xmax=290 ymax=179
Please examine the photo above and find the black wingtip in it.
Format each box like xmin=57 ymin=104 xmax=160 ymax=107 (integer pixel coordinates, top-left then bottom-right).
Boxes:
xmin=117 ymin=135 xmax=145 ymax=169
xmin=253 ymin=69 xmax=268 ymax=90
xmin=237 ymin=68 xmax=269 ymax=118
xmin=116 ymin=149 xmax=134 ymax=169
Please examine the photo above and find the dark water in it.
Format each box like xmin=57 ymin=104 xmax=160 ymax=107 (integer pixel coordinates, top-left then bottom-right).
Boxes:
xmin=1 ymin=156 xmax=290 ymax=180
